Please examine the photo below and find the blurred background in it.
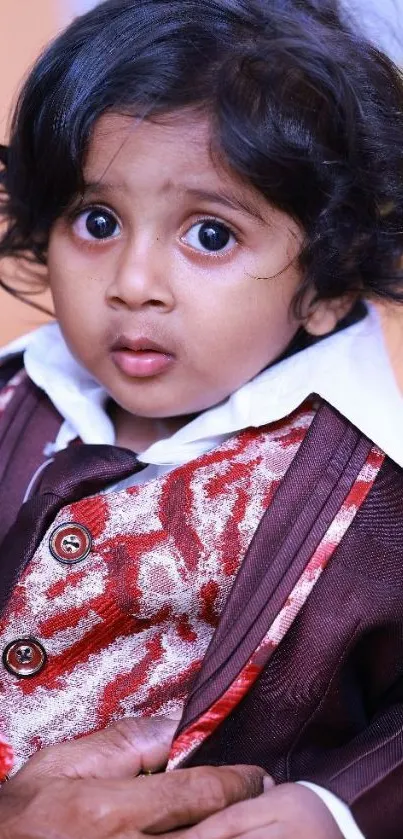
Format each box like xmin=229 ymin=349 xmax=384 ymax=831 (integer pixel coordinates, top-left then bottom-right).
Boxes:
xmin=1 ymin=0 xmax=402 ymax=344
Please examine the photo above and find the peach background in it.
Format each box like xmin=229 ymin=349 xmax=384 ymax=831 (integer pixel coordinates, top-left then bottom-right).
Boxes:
xmin=0 ymin=0 xmax=61 ymax=344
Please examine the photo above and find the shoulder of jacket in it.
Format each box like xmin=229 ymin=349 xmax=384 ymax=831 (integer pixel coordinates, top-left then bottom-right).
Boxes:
xmin=0 ymin=354 xmax=25 ymax=389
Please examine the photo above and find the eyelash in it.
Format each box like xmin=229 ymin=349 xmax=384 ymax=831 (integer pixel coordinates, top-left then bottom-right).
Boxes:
xmin=69 ymin=203 xmax=120 ymax=232
xmin=69 ymin=204 xmax=240 ymax=251
xmin=181 ymin=216 xmax=239 ymax=251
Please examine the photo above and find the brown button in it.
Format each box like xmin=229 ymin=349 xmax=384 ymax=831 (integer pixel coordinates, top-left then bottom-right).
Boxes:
xmin=2 ymin=639 xmax=47 ymax=678
xmin=49 ymin=522 xmax=92 ymax=565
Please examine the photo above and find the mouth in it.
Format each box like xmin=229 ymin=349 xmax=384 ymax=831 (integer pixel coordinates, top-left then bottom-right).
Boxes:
xmin=110 ymin=335 xmax=175 ymax=378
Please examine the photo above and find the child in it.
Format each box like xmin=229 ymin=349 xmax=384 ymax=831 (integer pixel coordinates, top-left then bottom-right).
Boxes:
xmin=0 ymin=0 xmax=402 ymax=836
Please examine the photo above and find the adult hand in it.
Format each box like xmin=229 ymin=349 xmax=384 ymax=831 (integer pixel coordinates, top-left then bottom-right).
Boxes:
xmin=14 ymin=716 xmax=178 ymax=782
xmin=0 ymin=718 xmax=267 ymax=839
xmin=0 ymin=765 xmax=266 ymax=839
xmin=177 ymin=782 xmax=344 ymax=839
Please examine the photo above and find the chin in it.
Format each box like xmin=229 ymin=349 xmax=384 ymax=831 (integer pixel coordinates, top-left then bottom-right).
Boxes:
xmin=109 ymin=379 xmax=230 ymax=420
xmin=111 ymin=396 xmax=190 ymax=420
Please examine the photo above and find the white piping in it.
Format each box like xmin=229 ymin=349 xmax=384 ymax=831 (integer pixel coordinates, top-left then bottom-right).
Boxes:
xmin=22 ymin=459 xmax=55 ymax=503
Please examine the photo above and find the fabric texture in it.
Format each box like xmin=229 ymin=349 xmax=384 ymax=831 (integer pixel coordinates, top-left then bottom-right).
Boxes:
xmin=169 ymin=444 xmax=384 ymax=768
xmin=0 ymin=371 xmax=62 ymax=545
xmin=0 ymin=363 xmax=403 ymax=838
xmin=0 ymin=399 xmax=314 ymax=771
xmin=0 ymin=735 xmax=13 ymax=781
xmin=179 ymin=452 xmax=403 ymax=839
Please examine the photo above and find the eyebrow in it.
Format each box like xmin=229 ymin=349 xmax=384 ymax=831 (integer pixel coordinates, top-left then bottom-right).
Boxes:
xmin=183 ymin=188 xmax=265 ymax=222
xmin=80 ymin=181 xmax=126 ymax=199
xmin=80 ymin=181 xmax=265 ymax=222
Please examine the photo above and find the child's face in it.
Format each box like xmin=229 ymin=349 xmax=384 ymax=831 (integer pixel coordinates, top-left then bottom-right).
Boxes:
xmin=48 ymin=112 xmax=304 ymax=419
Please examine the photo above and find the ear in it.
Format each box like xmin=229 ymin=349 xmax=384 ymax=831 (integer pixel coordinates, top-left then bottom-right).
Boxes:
xmin=304 ymin=296 xmax=354 ymax=337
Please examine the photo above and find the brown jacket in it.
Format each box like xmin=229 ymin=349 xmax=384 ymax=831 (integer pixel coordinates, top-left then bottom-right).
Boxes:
xmin=0 ymin=368 xmax=402 ymax=838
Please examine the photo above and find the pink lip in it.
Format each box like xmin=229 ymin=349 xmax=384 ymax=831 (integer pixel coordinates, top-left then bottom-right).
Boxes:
xmin=110 ymin=335 xmax=175 ymax=378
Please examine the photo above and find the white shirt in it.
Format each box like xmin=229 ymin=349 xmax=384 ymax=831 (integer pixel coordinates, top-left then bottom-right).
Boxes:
xmin=1 ymin=304 xmax=402 ymax=477
xmin=1 ymin=304 xmax=400 ymax=839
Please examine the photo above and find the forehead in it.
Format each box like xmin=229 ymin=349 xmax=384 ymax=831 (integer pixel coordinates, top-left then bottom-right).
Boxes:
xmin=84 ymin=111 xmax=261 ymax=208
xmin=87 ymin=112 xmax=220 ymax=182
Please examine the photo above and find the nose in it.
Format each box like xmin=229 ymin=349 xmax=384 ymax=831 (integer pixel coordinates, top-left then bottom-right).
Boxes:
xmin=106 ymin=238 xmax=175 ymax=311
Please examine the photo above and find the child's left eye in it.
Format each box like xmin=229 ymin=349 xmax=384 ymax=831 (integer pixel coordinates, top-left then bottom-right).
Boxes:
xmin=181 ymin=220 xmax=236 ymax=253
xmin=72 ymin=208 xmax=121 ymax=241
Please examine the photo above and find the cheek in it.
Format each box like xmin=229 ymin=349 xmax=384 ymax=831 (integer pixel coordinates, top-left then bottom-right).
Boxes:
xmin=48 ymin=241 xmax=95 ymax=320
xmin=47 ymin=251 xmax=102 ymax=364
xmin=50 ymin=275 xmax=87 ymax=336
xmin=48 ymin=239 xmax=75 ymax=306
xmin=195 ymin=274 xmax=299 ymax=367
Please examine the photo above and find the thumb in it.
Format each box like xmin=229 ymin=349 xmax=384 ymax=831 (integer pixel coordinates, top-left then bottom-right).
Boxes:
xmin=16 ymin=717 xmax=178 ymax=782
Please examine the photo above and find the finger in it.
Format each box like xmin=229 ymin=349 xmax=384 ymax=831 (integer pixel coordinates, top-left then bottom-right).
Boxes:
xmin=3 ymin=768 xmax=266 ymax=839
xmin=226 ymin=829 xmax=280 ymax=839
xmin=133 ymin=775 xmax=273 ymax=839
xmin=201 ymin=831 xmax=280 ymax=839
xmin=180 ymin=793 xmax=277 ymax=839
xmin=138 ymin=764 xmax=267 ymax=834
xmin=16 ymin=717 xmax=177 ymax=782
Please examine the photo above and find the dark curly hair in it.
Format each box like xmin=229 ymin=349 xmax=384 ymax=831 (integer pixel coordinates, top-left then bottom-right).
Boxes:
xmin=1 ymin=0 xmax=403 ymax=315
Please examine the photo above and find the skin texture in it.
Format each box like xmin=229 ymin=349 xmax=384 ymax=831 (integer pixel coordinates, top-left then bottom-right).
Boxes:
xmin=172 ymin=785 xmax=344 ymax=839
xmin=0 ymin=719 xmax=267 ymax=839
xmin=47 ymin=111 xmax=344 ymax=452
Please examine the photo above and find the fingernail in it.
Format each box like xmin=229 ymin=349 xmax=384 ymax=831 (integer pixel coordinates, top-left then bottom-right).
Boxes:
xmin=263 ymin=775 xmax=275 ymax=792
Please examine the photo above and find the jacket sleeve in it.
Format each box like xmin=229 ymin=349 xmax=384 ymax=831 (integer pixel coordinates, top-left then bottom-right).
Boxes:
xmin=294 ymin=671 xmax=403 ymax=839
xmin=288 ymin=613 xmax=403 ymax=839
xmin=322 ymin=700 xmax=403 ymax=839
xmin=299 ymin=784 xmax=365 ymax=839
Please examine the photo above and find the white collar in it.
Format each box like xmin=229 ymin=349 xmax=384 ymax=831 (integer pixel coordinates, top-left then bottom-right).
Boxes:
xmin=1 ymin=305 xmax=403 ymax=467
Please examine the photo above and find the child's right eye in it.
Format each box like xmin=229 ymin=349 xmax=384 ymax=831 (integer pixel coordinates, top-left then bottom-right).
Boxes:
xmin=72 ymin=208 xmax=121 ymax=241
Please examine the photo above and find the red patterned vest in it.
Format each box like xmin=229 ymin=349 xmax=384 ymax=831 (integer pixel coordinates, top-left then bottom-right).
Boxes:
xmin=0 ymin=397 xmax=315 ymax=771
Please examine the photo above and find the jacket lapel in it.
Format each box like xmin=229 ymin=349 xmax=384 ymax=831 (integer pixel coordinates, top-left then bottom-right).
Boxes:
xmin=0 ymin=374 xmax=62 ymax=544
xmin=175 ymin=403 xmax=374 ymax=739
